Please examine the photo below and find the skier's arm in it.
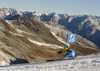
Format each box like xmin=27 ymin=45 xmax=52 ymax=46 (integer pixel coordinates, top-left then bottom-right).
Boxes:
xmin=57 ymin=51 xmax=62 ymax=54
xmin=57 ymin=47 xmax=69 ymax=54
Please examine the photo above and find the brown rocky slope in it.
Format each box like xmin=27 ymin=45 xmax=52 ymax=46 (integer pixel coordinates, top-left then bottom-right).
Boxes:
xmin=0 ymin=17 xmax=99 ymax=66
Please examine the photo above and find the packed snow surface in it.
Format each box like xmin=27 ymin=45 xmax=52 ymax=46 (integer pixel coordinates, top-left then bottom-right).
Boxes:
xmin=0 ymin=54 xmax=100 ymax=71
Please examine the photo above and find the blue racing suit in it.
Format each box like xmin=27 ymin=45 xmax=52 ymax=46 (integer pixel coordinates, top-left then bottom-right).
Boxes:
xmin=64 ymin=50 xmax=75 ymax=57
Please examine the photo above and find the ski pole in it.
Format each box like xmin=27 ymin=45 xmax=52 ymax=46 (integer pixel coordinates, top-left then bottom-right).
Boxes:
xmin=55 ymin=54 xmax=58 ymax=59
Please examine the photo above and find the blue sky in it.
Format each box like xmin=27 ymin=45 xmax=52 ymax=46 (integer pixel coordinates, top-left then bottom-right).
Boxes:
xmin=0 ymin=0 xmax=100 ymax=16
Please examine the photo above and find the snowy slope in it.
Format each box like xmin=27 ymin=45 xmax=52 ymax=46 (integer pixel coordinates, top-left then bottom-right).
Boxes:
xmin=0 ymin=54 xmax=100 ymax=71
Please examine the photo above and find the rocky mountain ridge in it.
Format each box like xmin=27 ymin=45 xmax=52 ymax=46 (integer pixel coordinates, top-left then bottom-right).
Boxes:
xmin=0 ymin=8 xmax=100 ymax=48
xmin=21 ymin=10 xmax=100 ymax=47
xmin=0 ymin=8 xmax=100 ymax=66
xmin=0 ymin=16 xmax=99 ymax=65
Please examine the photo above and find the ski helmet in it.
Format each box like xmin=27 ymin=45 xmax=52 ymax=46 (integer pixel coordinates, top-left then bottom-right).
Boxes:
xmin=66 ymin=43 xmax=70 ymax=47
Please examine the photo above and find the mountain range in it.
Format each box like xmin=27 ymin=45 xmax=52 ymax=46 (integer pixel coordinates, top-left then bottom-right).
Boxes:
xmin=0 ymin=8 xmax=100 ymax=66
xmin=22 ymin=10 xmax=100 ymax=48
xmin=1 ymin=8 xmax=100 ymax=47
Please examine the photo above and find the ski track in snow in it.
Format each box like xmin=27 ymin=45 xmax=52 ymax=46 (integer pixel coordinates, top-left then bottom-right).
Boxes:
xmin=0 ymin=55 xmax=100 ymax=71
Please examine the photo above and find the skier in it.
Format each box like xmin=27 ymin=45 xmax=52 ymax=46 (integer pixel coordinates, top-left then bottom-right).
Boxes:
xmin=57 ymin=44 xmax=75 ymax=58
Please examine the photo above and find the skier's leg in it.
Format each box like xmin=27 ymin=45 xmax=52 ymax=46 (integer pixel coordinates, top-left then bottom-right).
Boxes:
xmin=65 ymin=50 xmax=75 ymax=58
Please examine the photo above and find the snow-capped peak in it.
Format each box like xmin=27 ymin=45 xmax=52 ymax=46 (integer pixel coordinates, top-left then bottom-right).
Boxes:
xmin=33 ymin=11 xmax=42 ymax=16
xmin=0 ymin=8 xmax=19 ymax=15
xmin=0 ymin=8 xmax=21 ymax=19
xmin=47 ymin=12 xmax=56 ymax=16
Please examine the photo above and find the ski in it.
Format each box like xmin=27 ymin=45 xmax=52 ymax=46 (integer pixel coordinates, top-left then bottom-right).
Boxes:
xmin=47 ymin=57 xmax=75 ymax=62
